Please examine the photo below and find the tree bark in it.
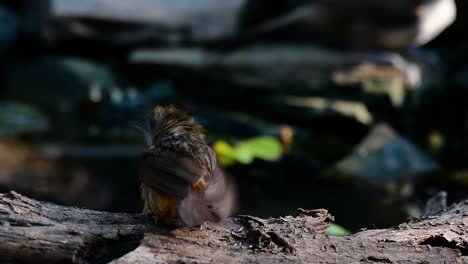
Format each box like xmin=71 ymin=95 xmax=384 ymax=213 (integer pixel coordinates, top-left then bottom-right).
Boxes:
xmin=0 ymin=191 xmax=467 ymax=263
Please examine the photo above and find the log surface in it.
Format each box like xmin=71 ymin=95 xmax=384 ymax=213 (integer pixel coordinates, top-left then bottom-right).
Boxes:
xmin=0 ymin=191 xmax=467 ymax=263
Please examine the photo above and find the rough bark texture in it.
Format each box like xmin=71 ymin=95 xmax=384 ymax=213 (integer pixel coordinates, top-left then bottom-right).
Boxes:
xmin=0 ymin=191 xmax=467 ymax=264
xmin=0 ymin=191 xmax=157 ymax=263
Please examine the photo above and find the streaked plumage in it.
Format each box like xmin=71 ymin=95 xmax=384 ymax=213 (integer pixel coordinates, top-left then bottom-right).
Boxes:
xmin=140 ymin=106 xmax=237 ymax=226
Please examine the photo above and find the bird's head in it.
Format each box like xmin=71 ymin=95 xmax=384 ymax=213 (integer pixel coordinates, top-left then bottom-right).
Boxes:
xmin=146 ymin=105 xmax=207 ymax=154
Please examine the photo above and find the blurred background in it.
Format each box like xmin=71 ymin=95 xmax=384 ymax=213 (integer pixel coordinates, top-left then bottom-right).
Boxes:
xmin=0 ymin=0 xmax=467 ymax=232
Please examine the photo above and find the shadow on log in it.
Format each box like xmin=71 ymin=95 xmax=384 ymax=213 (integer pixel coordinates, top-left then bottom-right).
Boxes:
xmin=0 ymin=191 xmax=467 ymax=263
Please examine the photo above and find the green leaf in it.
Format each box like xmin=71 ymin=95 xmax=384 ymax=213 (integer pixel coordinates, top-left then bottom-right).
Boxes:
xmin=213 ymin=141 xmax=236 ymax=166
xmin=213 ymin=136 xmax=283 ymax=167
xmin=239 ymin=136 xmax=282 ymax=161
xmin=325 ymin=224 xmax=350 ymax=236
xmin=233 ymin=144 xmax=255 ymax=164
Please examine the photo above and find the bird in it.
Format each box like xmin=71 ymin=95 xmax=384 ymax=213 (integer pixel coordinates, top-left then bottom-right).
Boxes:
xmin=139 ymin=105 xmax=237 ymax=227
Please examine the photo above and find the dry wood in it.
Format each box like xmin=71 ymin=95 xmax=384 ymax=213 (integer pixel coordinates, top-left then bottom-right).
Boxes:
xmin=0 ymin=191 xmax=467 ymax=263
xmin=0 ymin=191 xmax=157 ymax=263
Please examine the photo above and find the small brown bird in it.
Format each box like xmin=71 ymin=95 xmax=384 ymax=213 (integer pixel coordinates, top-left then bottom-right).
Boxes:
xmin=140 ymin=105 xmax=237 ymax=227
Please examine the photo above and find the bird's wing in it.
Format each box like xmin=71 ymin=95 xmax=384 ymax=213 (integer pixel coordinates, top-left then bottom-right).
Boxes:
xmin=178 ymin=166 xmax=238 ymax=226
xmin=140 ymin=150 xmax=206 ymax=199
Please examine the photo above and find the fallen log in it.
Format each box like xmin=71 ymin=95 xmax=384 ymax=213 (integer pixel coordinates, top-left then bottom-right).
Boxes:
xmin=0 ymin=191 xmax=156 ymax=263
xmin=0 ymin=191 xmax=467 ymax=263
